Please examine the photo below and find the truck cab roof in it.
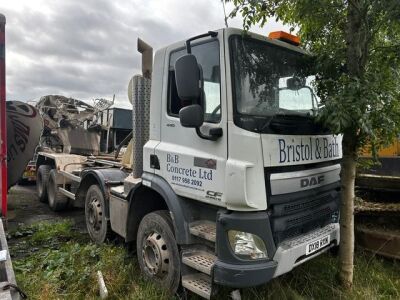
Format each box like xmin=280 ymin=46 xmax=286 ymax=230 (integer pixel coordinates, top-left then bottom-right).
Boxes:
xmin=156 ymin=27 xmax=308 ymax=57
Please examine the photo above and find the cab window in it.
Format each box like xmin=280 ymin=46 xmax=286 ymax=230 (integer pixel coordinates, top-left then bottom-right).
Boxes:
xmin=168 ymin=40 xmax=221 ymax=123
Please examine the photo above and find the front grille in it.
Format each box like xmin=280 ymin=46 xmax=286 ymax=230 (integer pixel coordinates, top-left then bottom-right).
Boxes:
xmin=278 ymin=218 xmax=331 ymax=242
xmin=268 ymin=183 xmax=340 ymax=245
xmin=274 ymin=193 xmax=333 ymax=216
xmin=287 ymin=206 xmax=330 ymax=227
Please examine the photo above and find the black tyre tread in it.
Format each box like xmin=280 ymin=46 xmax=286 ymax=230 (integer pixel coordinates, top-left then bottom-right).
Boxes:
xmin=137 ymin=210 xmax=180 ymax=295
xmin=48 ymin=169 xmax=68 ymax=211
xmin=85 ymin=184 xmax=113 ymax=244
xmin=153 ymin=210 xmax=175 ymax=236
xmin=37 ymin=165 xmax=52 ymax=203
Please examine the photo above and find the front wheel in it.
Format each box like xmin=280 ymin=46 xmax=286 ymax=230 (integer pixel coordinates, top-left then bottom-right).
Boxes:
xmin=137 ymin=210 xmax=180 ymax=295
xmin=85 ymin=184 xmax=111 ymax=244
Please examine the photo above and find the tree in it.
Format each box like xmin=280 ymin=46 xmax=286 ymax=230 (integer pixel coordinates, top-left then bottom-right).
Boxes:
xmin=227 ymin=0 xmax=400 ymax=288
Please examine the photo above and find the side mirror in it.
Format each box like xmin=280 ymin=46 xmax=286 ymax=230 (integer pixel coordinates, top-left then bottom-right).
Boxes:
xmin=179 ymin=104 xmax=204 ymax=128
xmin=174 ymin=54 xmax=201 ymax=102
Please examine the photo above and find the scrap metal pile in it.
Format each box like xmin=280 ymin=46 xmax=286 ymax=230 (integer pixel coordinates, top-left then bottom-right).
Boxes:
xmin=36 ymin=95 xmax=113 ymax=155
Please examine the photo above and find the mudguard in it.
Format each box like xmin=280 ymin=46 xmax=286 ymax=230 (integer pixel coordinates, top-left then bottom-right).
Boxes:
xmin=76 ymin=168 xmax=129 ymax=215
xmin=132 ymin=172 xmax=192 ymax=244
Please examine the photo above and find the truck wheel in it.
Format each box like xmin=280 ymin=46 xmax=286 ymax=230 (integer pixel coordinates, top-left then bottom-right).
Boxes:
xmin=137 ymin=210 xmax=180 ymax=295
xmin=36 ymin=165 xmax=51 ymax=202
xmin=85 ymin=184 xmax=111 ymax=244
xmin=47 ymin=169 xmax=68 ymax=211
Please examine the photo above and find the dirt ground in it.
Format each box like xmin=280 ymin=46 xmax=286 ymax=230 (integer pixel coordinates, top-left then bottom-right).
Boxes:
xmin=6 ymin=183 xmax=86 ymax=232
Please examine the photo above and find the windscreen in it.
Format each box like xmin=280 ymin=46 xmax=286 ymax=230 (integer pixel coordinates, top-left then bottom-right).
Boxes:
xmin=231 ymin=35 xmax=318 ymax=118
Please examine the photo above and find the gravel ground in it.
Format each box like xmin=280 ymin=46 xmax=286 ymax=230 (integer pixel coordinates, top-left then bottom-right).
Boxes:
xmin=6 ymin=183 xmax=86 ymax=232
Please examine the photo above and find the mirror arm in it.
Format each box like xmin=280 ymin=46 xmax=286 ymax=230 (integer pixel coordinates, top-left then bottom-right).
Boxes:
xmin=195 ymin=127 xmax=223 ymax=141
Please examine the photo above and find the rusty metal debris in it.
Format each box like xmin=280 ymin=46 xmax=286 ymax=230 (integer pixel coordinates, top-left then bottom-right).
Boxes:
xmin=355 ymin=197 xmax=400 ymax=214
xmin=355 ymin=196 xmax=400 ymax=260
xmin=356 ymin=225 xmax=400 ymax=260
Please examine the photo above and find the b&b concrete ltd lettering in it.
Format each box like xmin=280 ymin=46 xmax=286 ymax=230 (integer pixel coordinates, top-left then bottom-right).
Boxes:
xmin=166 ymin=153 xmax=213 ymax=180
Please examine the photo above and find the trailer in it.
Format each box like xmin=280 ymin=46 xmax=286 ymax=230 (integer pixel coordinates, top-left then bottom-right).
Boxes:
xmin=36 ymin=29 xmax=343 ymax=299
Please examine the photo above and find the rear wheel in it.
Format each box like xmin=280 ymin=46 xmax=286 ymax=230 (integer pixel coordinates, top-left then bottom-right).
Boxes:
xmin=85 ymin=184 xmax=111 ymax=244
xmin=36 ymin=165 xmax=51 ymax=203
xmin=47 ymin=169 xmax=68 ymax=211
xmin=137 ymin=210 xmax=180 ymax=295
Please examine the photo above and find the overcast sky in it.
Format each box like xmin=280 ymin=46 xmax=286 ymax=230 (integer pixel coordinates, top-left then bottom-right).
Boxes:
xmin=1 ymin=0 xmax=287 ymax=107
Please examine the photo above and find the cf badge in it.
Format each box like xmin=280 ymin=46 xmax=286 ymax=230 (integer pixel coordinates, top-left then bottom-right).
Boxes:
xmin=206 ymin=190 xmax=222 ymax=201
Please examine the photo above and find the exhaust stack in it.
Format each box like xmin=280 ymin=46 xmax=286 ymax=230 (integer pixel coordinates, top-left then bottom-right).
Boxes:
xmin=126 ymin=38 xmax=152 ymax=178
xmin=137 ymin=38 xmax=153 ymax=79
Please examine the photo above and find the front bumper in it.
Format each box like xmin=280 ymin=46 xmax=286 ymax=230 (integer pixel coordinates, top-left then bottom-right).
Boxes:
xmin=213 ymin=210 xmax=339 ymax=288
xmin=272 ymin=223 xmax=340 ymax=277
xmin=214 ymin=259 xmax=277 ymax=288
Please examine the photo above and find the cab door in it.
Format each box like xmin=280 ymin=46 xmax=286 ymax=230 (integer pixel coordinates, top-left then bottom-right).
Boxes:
xmin=154 ymin=33 xmax=228 ymax=207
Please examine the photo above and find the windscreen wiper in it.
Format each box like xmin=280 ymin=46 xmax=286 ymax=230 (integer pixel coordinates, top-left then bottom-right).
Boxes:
xmin=258 ymin=112 xmax=313 ymax=132
xmin=258 ymin=113 xmax=286 ymax=132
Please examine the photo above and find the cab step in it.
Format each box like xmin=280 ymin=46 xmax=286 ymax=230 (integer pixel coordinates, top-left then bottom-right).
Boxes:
xmin=182 ymin=250 xmax=216 ymax=275
xmin=189 ymin=221 xmax=216 ymax=242
xmin=182 ymin=273 xmax=212 ymax=300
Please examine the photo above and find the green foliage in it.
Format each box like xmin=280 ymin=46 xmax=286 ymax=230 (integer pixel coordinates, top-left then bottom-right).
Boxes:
xmin=10 ymin=220 xmax=170 ymax=300
xmin=10 ymin=220 xmax=400 ymax=299
xmin=243 ymin=249 xmax=400 ymax=299
xmin=227 ymin=0 xmax=400 ymax=155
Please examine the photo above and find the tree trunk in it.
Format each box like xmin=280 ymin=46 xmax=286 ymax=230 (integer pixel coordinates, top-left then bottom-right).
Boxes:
xmin=339 ymin=0 xmax=367 ymax=289
xmin=338 ymin=132 xmax=358 ymax=289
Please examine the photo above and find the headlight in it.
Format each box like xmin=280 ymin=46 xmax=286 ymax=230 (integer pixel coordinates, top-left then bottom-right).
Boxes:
xmin=228 ymin=230 xmax=268 ymax=260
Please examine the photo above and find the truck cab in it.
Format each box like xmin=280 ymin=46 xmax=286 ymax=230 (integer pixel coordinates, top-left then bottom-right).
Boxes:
xmin=136 ymin=27 xmax=342 ymax=297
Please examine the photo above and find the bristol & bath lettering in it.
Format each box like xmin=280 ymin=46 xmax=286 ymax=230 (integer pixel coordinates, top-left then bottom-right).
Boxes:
xmin=278 ymin=137 xmax=340 ymax=163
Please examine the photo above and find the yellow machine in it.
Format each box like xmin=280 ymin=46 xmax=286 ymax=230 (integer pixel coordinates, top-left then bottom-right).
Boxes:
xmin=358 ymin=139 xmax=400 ymax=188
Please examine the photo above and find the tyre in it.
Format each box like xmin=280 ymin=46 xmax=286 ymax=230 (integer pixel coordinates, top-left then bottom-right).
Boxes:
xmin=85 ymin=184 xmax=111 ymax=244
xmin=137 ymin=210 xmax=180 ymax=295
xmin=47 ymin=169 xmax=68 ymax=211
xmin=36 ymin=165 xmax=51 ymax=202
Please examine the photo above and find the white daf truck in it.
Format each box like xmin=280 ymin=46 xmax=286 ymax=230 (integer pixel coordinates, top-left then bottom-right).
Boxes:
xmin=36 ymin=28 xmax=342 ymax=299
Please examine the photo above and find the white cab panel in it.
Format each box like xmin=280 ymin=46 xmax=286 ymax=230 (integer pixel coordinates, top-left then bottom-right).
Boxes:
xmin=154 ymin=30 xmax=228 ymax=207
xmin=225 ymin=122 xmax=267 ymax=211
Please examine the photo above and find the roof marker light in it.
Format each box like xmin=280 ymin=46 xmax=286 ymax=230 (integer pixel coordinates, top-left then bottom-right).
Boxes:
xmin=268 ymin=31 xmax=300 ymax=46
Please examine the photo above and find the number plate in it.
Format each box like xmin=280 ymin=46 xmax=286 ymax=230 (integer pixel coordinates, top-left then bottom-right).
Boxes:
xmin=306 ymin=235 xmax=330 ymax=255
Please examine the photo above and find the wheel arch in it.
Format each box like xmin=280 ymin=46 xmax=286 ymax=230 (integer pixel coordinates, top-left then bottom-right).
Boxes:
xmin=125 ymin=172 xmax=191 ymax=244
xmin=76 ymin=168 xmax=128 ymax=212
xmin=125 ymin=185 xmax=168 ymax=242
